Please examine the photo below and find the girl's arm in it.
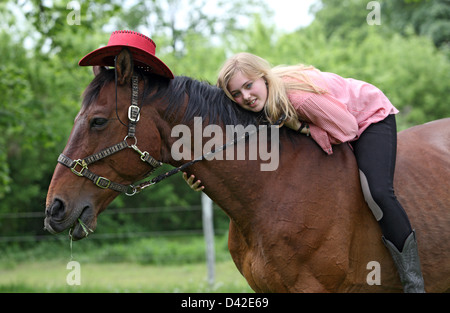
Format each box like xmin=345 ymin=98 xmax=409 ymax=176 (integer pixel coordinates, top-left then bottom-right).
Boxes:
xmin=296 ymin=93 xmax=359 ymax=144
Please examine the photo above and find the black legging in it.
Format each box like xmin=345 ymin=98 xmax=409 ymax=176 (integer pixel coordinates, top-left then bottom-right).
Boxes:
xmin=351 ymin=114 xmax=413 ymax=251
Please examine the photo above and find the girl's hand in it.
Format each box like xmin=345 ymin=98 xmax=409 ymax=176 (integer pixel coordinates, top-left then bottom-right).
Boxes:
xmin=182 ymin=172 xmax=205 ymax=192
xmin=284 ymin=118 xmax=310 ymax=136
xmin=283 ymin=117 xmax=302 ymax=131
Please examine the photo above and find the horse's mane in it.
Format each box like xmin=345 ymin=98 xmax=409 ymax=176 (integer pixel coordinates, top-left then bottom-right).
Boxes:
xmin=155 ymin=75 xmax=262 ymax=127
xmin=83 ymin=68 xmax=261 ymax=127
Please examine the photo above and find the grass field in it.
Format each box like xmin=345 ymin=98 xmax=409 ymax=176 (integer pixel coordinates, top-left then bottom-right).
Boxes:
xmin=0 ymin=259 xmax=253 ymax=293
xmin=0 ymin=236 xmax=254 ymax=293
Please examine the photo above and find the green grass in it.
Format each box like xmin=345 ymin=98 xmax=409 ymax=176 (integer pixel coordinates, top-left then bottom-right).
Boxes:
xmin=0 ymin=259 xmax=253 ymax=293
xmin=0 ymin=235 xmax=254 ymax=293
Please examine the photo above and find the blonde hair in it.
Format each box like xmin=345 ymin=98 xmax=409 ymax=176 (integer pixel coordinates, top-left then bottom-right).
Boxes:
xmin=217 ymin=52 xmax=325 ymax=123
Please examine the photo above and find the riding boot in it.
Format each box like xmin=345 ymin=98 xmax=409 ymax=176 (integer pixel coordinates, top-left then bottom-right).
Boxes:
xmin=382 ymin=230 xmax=426 ymax=293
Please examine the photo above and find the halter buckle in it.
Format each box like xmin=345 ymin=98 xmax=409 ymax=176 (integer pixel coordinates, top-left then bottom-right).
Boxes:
xmin=128 ymin=105 xmax=140 ymax=122
xmin=95 ymin=176 xmax=111 ymax=189
xmin=71 ymin=159 xmax=87 ymax=177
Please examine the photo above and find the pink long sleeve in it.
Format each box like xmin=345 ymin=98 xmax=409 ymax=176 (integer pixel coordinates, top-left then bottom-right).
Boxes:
xmin=284 ymin=70 xmax=398 ymax=155
xmin=298 ymin=93 xmax=359 ymax=143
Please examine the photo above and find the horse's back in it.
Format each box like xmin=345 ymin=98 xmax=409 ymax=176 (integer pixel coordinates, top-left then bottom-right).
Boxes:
xmin=398 ymin=118 xmax=450 ymax=154
xmin=395 ymin=118 xmax=450 ymax=292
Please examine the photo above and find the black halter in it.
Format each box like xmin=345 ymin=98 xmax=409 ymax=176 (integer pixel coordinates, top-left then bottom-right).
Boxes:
xmin=57 ymin=75 xmax=162 ymax=196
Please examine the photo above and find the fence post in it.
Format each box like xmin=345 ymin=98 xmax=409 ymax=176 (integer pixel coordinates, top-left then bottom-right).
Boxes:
xmin=201 ymin=193 xmax=215 ymax=288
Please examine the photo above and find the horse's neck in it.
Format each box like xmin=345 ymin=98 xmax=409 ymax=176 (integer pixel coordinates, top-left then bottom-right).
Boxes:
xmin=185 ymin=128 xmax=299 ymax=233
xmin=161 ymin=115 xmax=325 ymax=236
xmin=194 ymin=159 xmax=267 ymax=234
xmin=167 ymin=120 xmax=271 ymax=224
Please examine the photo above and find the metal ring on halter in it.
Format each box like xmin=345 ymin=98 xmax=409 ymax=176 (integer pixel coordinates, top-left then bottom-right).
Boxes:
xmin=124 ymin=135 xmax=137 ymax=147
xmin=125 ymin=185 xmax=137 ymax=197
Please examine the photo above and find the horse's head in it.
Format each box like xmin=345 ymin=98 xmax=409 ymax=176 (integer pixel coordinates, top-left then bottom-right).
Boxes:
xmin=44 ymin=48 xmax=169 ymax=240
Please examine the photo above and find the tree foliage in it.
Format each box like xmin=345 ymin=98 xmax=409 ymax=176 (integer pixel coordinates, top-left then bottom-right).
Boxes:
xmin=0 ymin=0 xmax=448 ymax=238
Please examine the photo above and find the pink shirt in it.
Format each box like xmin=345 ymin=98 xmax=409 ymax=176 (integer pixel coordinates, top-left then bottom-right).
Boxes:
xmin=284 ymin=70 xmax=398 ymax=154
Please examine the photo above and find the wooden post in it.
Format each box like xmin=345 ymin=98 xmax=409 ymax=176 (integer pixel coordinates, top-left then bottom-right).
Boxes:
xmin=202 ymin=193 xmax=215 ymax=288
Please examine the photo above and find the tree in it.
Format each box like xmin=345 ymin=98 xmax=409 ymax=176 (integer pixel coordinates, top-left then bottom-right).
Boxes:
xmin=313 ymin=0 xmax=450 ymax=50
xmin=0 ymin=0 xmax=271 ymax=237
xmin=0 ymin=0 xmax=448 ymax=240
xmin=0 ymin=34 xmax=32 ymax=198
xmin=115 ymin=0 xmax=270 ymax=57
xmin=384 ymin=0 xmax=450 ymax=49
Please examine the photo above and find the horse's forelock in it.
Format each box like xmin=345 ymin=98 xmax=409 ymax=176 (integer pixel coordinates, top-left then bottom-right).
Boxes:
xmin=82 ymin=69 xmax=116 ymax=108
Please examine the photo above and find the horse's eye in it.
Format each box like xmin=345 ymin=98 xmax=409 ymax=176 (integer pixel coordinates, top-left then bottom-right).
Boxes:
xmin=91 ymin=118 xmax=108 ymax=128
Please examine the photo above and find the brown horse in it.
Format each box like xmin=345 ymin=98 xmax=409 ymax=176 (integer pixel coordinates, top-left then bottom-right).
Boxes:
xmin=45 ymin=49 xmax=450 ymax=292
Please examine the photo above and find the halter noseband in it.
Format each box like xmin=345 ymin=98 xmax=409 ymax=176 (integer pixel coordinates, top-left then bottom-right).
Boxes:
xmin=57 ymin=75 xmax=162 ymax=196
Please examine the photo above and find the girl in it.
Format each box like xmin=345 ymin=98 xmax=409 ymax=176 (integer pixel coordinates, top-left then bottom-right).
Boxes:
xmin=184 ymin=52 xmax=425 ymax=292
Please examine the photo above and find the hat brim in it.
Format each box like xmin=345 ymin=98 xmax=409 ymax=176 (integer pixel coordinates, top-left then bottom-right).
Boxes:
xmin=79 ymin=45 xmax=174 ymax=79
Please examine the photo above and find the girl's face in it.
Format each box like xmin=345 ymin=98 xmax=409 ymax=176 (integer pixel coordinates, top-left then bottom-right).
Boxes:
xmin=227 ymin=71 xmax=268 ymax=113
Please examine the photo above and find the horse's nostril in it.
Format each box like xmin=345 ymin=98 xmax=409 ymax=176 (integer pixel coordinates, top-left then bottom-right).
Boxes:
xmin=48 ymin=199 xmax=65 ymax=220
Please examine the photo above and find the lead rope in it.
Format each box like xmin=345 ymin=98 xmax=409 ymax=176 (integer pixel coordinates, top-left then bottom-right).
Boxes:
xmin=131 ymin=114 xmax=287 ymax=194
xmin=69 ymin=229 xmax=73 ymax=261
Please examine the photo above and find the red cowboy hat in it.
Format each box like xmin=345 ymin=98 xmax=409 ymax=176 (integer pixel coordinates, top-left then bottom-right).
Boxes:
xmin=79 ymin=30 xmax=174 ymax=79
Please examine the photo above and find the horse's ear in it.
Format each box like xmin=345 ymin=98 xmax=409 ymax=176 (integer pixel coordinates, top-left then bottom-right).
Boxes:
xmin=92 ymin=66 xmax=107 ymax=76
xmin=115 ymin=48 xmax=134 ymax=85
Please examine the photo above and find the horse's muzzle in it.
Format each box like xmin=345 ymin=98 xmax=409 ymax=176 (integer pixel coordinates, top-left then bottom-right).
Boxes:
xmin=44 ymin=198 xmax=95 ymax=240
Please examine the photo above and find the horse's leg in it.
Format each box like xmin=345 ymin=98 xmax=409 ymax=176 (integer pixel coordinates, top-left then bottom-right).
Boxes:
xmin=227 ymin=221 xmax=262 ymax=291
